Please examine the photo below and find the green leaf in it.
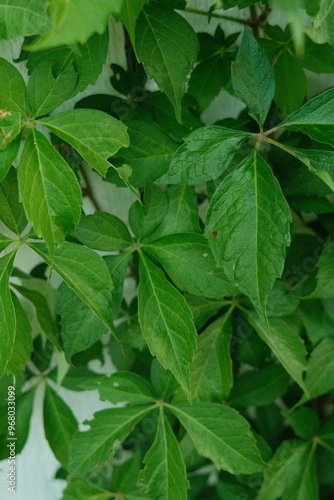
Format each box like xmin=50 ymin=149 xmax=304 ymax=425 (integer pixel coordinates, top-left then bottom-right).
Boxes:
xmin=185 ymin=294 xmax=226 ymax=330
xmin=27 ymin=31 xmax=109 ymax=96
xmin=231 ymin=28 xmax=275 ymax=127
xmin=304 ymin=338 xmax=334 ymax=399
xmin=306 ymin=0 xmax=334 ymax=44
xmin=27 ymin=0 xmax=122 ymax=50
xmin=0 ymin=0 xmax=51 ymax=40
xmin=273 ymin=48 xmax=307 ymax=116
xmin=256 ymin=441 xmax=318 ymax=500
xmin=69 ymin=405 xmax=154 ymax=477
xmin=144 ymin=233 xmax=238 ymax=299
xmin=138 ymin=252 xmax=197 ymax=399
xmin=0 ymin=250 xmax=16 ymax=374
xmin=0 ymin=135 xmax=21 ymax=182
xmin=104 ymin=252 xmax=131 ymax=319
xmin=140 ymin=408 xmax=189 ymax=500
xmin=5 ymin=293 xmax=33 ymax=375
xmin=158 ymin=126 xmax=249 ymax=185
xmin=0 ymin=234 xmax=13 ymax=252
xmin=0 ymin=166 xmax=27 ymax=235
xmin=247 ymin=314 xmax=307 ymax=391
xmin=0 ymin=58 xmax=28 ymax=116
xmin=279 ymin=87 xmax=334 ymax=148
xmin=57 ymin=282 xmax=108 ymax=362
xmin=286 ymin=407 xmax=320 ymax=440
xmin=168 ymin=402 xmax=265 ymax=474
xmin=44 ymin=384 xmax=78 ymax=469
xmin=150 ymin=360 xmax=179 ymax=399
xmin=113 ymin=163 xmax=142 ymax=203
xmin=307 ymin=241 xmax=334 ymax=298
xmin=18 ymin=129 xmax=82 ymax=255
xmin=29 ymin=241 xmax=115 ymax=333
xmin=135 ymin=2 xmax=198 ymax=121
xmin=72 ymin=212 xmax=132 ymax=251
xmin=114 ymin=0 xmax=148 ymax=45
xmin=188 ymin=56 xmax=227 ymax=114
xmin=301 ymin=35 xmax=334 ymax=73
xmin=229 ymin=363 xmax=290 ymax=407
xmin=81 ymin=372 xmax=156 ymax=405
xmin=61 ymin=478 xmax=111 ymax=500
xmin=39 ymin=109 xmax=129 ymax=177
xmin=281 ymin=146 xmax=334 ymax=192
xmin=26 ymin=59 xmax=77 ymax=117
xmin=0 ymin=110 xmax=21 ymax=148
xmin=190 ymin=312 xmax=233 ymax=402
xmin=205 ymin=151 xmax=291 ymax=320
xmin=112 ymin=120 xmax=178 ymax=187
xmin=129 ymin=185 xmax=168 ymax=240
xmin=149 ymin=185 xmax=200 ymax=240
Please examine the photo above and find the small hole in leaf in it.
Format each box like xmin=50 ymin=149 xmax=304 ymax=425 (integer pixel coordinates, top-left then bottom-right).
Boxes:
xmin=212 ymin=231 xmax=218 ymax=237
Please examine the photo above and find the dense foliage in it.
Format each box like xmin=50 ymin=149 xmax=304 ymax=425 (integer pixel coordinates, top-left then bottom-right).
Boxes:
xmin=1 ymin=1 xmax=334 ymax=498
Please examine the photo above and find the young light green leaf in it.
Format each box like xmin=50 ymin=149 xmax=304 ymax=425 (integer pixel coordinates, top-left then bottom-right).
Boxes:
xmin=44 ymin=384 xmax=78 ymax=469
xmin=247 ymin=314 xmax=307 ymax=392
xmin=149 ymin=185 xmax=200 ymax=240
xmin=256 ymin=441 xmax=317 ymax=500
xmin=0 ymin=250 xmax=16 ymax=374
xmin=280 ymin=146 xmax=334 ymax=193
xmin=135 ymin=2 xmax=198 ymax=121
xmin=307 ymin=240 xmax=334 ymax=298
xmin=229 ymin=363 xmax=290 ymax=407
xmin=72 ymin=212 xmax=132 ymax=251
xmin=81 ymin=372 xmax=156 ymax=405
xmin=168 ymin=402 xmax=265 ymax=474
xmin=57 ymin=282 xmax=108 ymax=362
xmin=190 ymin=312 xmax=233 ymax=402
xmin=279 ymin=87 xmax=334 ymax=147
xmin=27 ymin=31 xmax=109 ymax=96
xmin=0 ymin=0 xmax=51 ymax=40
xmin=114 ymin=0 xmax=148 ymax=45
xmin=205 ymin=151 xmax=291 ymax=320
xmin=113 ymin=120 xmax=178 ymax=187
xmin=29 ymin=241 xmax=115 ymax=333
xmin=304 ymin=338 xmax=334 ymax=399
xmin=231 ymin=28 xmax=275 ymax=127
xmin=69 ymin=405 xmax=154 ymax=477
xmin=18 ymin=129 xmax=82 ymax=255
xmin=144 ymin=233 xmax=238 ymax=299
xmin=39 ymin=109 xmax=129 ymax=177
xmin=0 ymin=166 xmax=27 ymax=235
xmin=140 ymin=409 xmax=189 ymax=500
xmin=274 ymin=48 xmax=307 ymax=116
xmin=0 ymin=110 xmax=21 ymax=148
xmin=138 ymin=253 xmax=197 ymax=399
xmin=5 ymin=292 xmax=32 ymax=376
xmin=27 ymin=59 xmax=77 ymax=117
xmin=112 ymin=163 xmax=142 ymax=203
xmin=0 ymin=135 xmax=21 ymax=183
xmin=306 ymin=0 xmax=334 ymax=44
xmin=27 ymin=0 xmax=122 ymax=50
xmin=157 ymin=126 xmax=249 ymax=185
xmin=0 ymin=58 xmax=28 ymax=116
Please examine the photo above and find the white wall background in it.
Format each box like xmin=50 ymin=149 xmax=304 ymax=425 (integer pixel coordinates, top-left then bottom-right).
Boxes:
xmin=1 ymin=2 xmax=334 ymax=499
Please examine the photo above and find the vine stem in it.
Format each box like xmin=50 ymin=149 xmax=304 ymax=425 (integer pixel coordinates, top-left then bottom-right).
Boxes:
xmin=79 ymin=164 xmax=103 ymax=212
xmin=184 ymin=7 xmax=248 ymax=25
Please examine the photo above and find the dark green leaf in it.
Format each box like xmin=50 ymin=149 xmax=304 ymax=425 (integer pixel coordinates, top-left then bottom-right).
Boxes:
xmin=304 ymin=338 xmax=334 ymax=399
xmin=274 ymin=48 xmax=307 ymax=116
xmin=286 ymin=407 xmax=320 ymax=439
xmin=0 ymin=250 xmax=16 ymax=374
xmin=5 ymin=293 xmax=32 ymax=375
xmin=231 ymin=28 xmax=275 ymax=127
xmin=0 ymin=135 xmax=21 ymax=182
xmin=158 ymin=126 xmax=249 ymax=185
xmin=138 ymin=253 xmax=197 ymax=399
xmin=0 ymin=166 xmax=27 ymax=235
xmin=104 ymin=252 xmax=131 ymax=319
xmin=114 ymin=0 xmax=148 ymax=45
xmin=308 ymin=241 xmax=334 ymax=298
xmin=129 ymin=185 xmax=168 ymax=240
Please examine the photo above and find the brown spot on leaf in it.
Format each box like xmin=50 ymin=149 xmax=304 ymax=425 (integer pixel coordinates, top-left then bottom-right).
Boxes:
xmin=212 ymin=231 xmax=218 ymax=237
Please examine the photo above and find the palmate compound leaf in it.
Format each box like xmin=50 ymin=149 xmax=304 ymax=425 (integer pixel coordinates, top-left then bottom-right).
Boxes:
xmin=205 ymin=150 xmax=291 ymax=321
xmin=167 ymin=402 xmax=265 ymax=475
xmin=0 ymin=250 xmax=16 ymax=374
xmin=231 ymin=28 xmax=275 ymax=127
xmin=39 ymin=109 xmax=129 ymax=177
xmin=140 ymin=408 xmax=189 ymax=500
xmin=18 ymin=129 xmax=82 ymax=256
xmin=138 ymin=252 xmax=197 ymax=400
xmin=278 ymin=86 xmax=334 ymax=148
xmin=134 ymin=2 xmax=199 ymax=122
xmin=144 ymin=233 xmax=238 ymax=299
xmin=157 ymin=126 xmax=250 ymax=185
xmin=29 ymin=242 xmax=114 ymax=334
xmin=69 ymin=405 xmax=155 ymax=477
